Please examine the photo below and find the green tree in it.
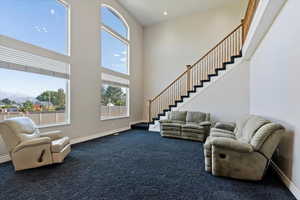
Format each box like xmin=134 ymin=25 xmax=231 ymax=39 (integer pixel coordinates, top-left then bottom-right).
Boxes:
xmin=36 ymin=89 xmax=65 ymax=107
xmin=56 ymin=89 xmax=66 ymax=110
xmin=101 ymin=86 xmax=126 ymax=106
xmin=1 ymin=98 xmax=13 ymax=105
xmin=21 ymin=101 xmax=34 ymax=112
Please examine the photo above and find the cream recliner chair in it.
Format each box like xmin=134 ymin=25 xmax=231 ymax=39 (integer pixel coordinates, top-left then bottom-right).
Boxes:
xmin=0 ymin=117 xmax=71 ymax=171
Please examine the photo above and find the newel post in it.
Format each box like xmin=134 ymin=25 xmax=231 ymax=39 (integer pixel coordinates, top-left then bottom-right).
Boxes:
xmin=186 ymin=65 xmax=192 ymax=92
xmin=148 ymin=99 xmax=152 ymax=122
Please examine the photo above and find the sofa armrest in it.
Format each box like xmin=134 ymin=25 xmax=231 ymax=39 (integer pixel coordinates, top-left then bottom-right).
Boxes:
xmin=211 ymin=138 xmax=253 ymax=153
xmin=13 ymin=137 xmax=51 ymax=153
xmin=210 ymin=132 xmax=236 ymax=139
xmin=215 ymin=122 xmax=236 ymax=132
xmin=199 ymin=121 xmax=211 ymax=127
xmin=41 ymin=130 xmax=63 ymax=140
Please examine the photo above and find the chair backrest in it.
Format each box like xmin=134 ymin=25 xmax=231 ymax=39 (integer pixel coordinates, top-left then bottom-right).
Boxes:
xmin=238 ymin=115 xmax=270 ymax=143
xmin=186 ymin=112 xmax=210 ymax=123
xmin=0 ymin=117 xmax=40 ymax=152
xmin=234 ymin=115 xmax=284 ymax=153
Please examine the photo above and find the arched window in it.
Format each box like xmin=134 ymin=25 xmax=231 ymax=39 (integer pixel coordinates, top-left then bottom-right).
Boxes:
xmin=101 ymin=5 xmax=129 ymax=75
xmin=100 ymin=5 xmax=130 ymax=120
xmin=101 ymin=6 xmax=129 ymax=39
xmin=0 ymin=0 xmax=69 ymax=55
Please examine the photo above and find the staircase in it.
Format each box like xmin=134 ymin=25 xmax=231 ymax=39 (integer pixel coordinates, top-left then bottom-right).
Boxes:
xmin=147 ymin=0 xmax=260 ymax=124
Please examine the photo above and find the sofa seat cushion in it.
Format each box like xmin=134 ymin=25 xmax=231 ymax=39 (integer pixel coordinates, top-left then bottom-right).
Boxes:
xmin=160 ymin=120 xmax=185 ymax=124
xmin=181 ymin=129 xmax=205 ymax=134
xmin=182 ymin=123 xmax=204 ymax=130
xmin=161 ymin=123 xmax=182 ymax=128
xmin=51 ymin=137 xmax=70 ymax=153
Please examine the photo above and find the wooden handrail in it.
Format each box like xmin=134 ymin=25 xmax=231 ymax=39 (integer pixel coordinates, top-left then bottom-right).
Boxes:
xmin=191 ymin=24 xmax=243 ymax=68
xmin=242 ymin=0 xmax=260 ymax=43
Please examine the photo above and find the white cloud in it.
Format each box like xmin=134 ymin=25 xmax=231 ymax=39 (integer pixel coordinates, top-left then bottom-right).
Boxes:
xmin=114 ymin=54 xmax=120 ymax=57
xmin=34 ymin=26 xmax=41 ymax=32
xmin=42 ymin=27 xmax=48 ymax=33
xmin=34 ymin=26 xmax=48 ymax=33
xmin=121 ymin=51 xmax=127 ymax=55
xmin=120 ymin=57 xmax=127 ymax=63
xmin=50 ymin=9 xmax=55 ymax=15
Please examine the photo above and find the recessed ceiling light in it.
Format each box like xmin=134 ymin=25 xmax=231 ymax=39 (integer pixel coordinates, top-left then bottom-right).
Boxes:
xmin=163 ymin=11 xmax=168 ymax=16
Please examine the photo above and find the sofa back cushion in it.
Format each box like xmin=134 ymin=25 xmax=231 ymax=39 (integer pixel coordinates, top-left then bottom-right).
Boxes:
xmin=234 ymin=115 xmax=251 ymax=138
xmin=168 ymin=111 xmax=187 ymax=122
xmin=186 ymin=112 xmax=209 ymax=123
xmin=241 ymin=116 xmax=270 ymax=143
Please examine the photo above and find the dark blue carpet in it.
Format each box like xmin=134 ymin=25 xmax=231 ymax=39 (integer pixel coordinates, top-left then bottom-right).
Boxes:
xmin=0 ymin=130 xmax=296 ymax=200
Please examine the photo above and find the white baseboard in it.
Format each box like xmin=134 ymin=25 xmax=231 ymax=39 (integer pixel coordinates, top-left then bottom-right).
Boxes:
xmin=271 ymin=161 xmax=300 ymax=199
xmin=129 ymin=120 xmax=146 ymax=126
xmin=70 ymin=126 xmax=130 ymax=145
xmin=0 ymin=154 xmax=10 ymax=163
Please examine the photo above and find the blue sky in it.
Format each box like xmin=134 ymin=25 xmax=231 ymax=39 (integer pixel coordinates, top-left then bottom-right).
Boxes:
xmin=0 ymin=68 xmax=66 ymax=98
xmin=0 ymin=1 xmax=128 ymax=98
xmin=0 ymin=0 xmax=67 ymax=54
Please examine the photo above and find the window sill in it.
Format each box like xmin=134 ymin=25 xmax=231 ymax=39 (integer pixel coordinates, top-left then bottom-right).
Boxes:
xmin=101 ymin=116 xmax=130 ymax=121
xmin=38 ymin=122 xmax=71 ymax=129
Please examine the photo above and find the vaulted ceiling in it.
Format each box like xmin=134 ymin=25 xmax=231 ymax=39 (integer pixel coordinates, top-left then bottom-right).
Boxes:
xmin=117 ymin=0 xmax=244 ymax=26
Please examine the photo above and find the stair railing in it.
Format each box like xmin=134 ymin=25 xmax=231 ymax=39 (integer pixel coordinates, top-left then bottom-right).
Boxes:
xmin=242 ymin=0 xmax=261 ymax=43
xmin=148 ymin=0 xmax=260 ymax=122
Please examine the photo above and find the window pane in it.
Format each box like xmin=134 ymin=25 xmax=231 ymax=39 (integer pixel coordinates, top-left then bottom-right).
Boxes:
xmin=101 ymin=84 xmax=129 ymax=120
xmin=101 ymin=6 xmax=128 ymax=39
xmin=101 ymin=30 xmax=128 ymax=74
xmin=0 ymin=0 xmax=68 ymax=54
xmin=0 ymin=68 xmax=69 ymax=126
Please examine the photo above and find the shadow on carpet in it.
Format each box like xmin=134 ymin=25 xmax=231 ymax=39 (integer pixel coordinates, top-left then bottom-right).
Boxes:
xmin=0 ymin=129 xmax=296 ymax=200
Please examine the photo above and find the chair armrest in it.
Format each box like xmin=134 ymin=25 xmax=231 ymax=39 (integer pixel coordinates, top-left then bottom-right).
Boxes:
xmin=211 ymin=138 xmax=253 ymax=153
xmin=210 ymin=128 xmax=235 ymax=135
xmin=41 ymin=130 xmax=63 ymax=140
xmin=13 ymin=137 xmax=51 ymax=153
xmin=214 ymin=122 xmax=236 ymax=132
xmin=210 ymin=132 xmax=236 ymax=139
xmin=199 ymin=121 xmax=211 ymax=127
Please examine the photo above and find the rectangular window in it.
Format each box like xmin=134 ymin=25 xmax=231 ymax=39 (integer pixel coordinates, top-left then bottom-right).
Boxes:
xmin=0 ymin=45 xmax=70 ymax=127
xmin=101 ymin=84 xmax=129 ymax=120
xmin=101 ymin=29 xmax=128 ymax=74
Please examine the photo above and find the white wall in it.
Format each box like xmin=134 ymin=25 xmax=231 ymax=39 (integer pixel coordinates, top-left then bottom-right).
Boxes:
xmin=143 ymin=1 xmax=248 ymax=118
xmin=249 ymin=0 xmax=300 ymax=190
xmin=179 ymin=61 xmax=250 ymax=123
xmin=0 ymin=0 xmax=144 ymax=156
